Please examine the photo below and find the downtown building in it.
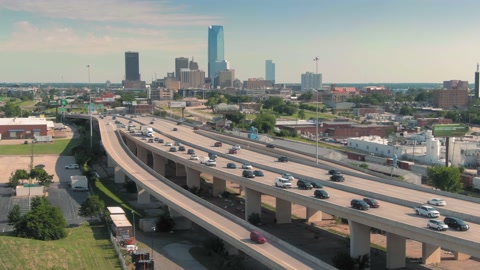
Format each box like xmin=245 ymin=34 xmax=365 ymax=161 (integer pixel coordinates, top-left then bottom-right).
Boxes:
xmin=208 ymin=25 xmax=229 ymax=88
xmin=265 ymin=60 xmax=275 ymax=84
xmin=123 ymin=51 xmax=146 ymax=89
xmin=301 ymin=72 xmax=322 ymax=91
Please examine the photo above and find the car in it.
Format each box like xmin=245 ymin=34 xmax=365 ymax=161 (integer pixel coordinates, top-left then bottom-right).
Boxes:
xmin=205 ymin=159 xmax=217 ymax=167
xmin=165 ymin=142 xmax=172 ymax=146
xmin=328 ymin=169 xmax=341 ymax=175
xmin=176 ymin=122 xmax=182 ymax=125
xmin=330 ymin=174 xmax=345 ymax=182
xmin=208 ymin=152 xmax=217 ymax=159
xmin=187 ymin=149 xmax=195 ymax=155
xmin=214 ymin=142 xmax=223 ymax=147
xmin=363 ymin=198 xmax=380 ymax=208
xmin=190 ymin=154 xmax=199 ymax=160
xmin=266 ymin=144 xmax=275 ymax=148
xmin=148 ymin=138 xmax=154 ymax=143
xmin=154 ymin=137 xmax=160 ymax=142
xmin=427 ymin=219 xmax=449 ymax=231
xmin=65 ymin=164 xmax=80 ymax=170
xmin=149 ymin=121 xmax=154 ymax=124
xmin=174 ymin=141 xmax=181 ymax=146
xmin=443 ymin=217 xmax=470 ymax=231
xmin=314 ymin=189 xmax=330 ymax=199
xmin=35 ymin=164 xmax=46 ymax=169
xmin=129 ymin=129 xmax=135 ymax=133
xmin=275 ymin=177 xmax=291 ymax=188
xmin=242 ymin=170 xmax=255 ymax=178
xmin=351 ymin=199 xmax=370 ymax=210
xmin=169 ymin=147 xmax=177 ymax=152
xmin=228 ymin=149 xmax=238 ymax=154
xmin=141 ymin=136 xmax=147 ymax=140
xmin=242 ymin=164 xmax=253 ymax=169
xmin=24 ymin=140 xmax=28 ymax=144
xmin=281 ymin=173 xmax=295 ymax=181
xmin=250 ymin=231 xmax=266 ymax=244
xmin=193 ymin=126 xmax=199 ymax=130
xmin=427 ymin=198 xmax=447 ymax=206
xmin=278 ymin=156 xmax=288 ymax=162
xmin=227 ymin=163 xmax=237 ymax=169
xmin=253 ymin=170 xmax=264 ymax=177
xmin=309 ymin=180 xmax=324 ymax=188
xmin=158 ymin=139 xmax=164 ymax=143
xmin=173 ymin=128 xmax=178 ymax=131
xmin=178 ymin=146 xmax=185 ymax=151
xmin=232 ymin=144 xmax=241 ymax=150
xmin=129 ymin=120 xmax=132 ymax=123
xmin=297 ymin=179 xmax=313 ymax=190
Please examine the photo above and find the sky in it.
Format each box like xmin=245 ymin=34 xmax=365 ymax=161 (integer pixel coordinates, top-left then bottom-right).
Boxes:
xmin=1 ymin=0 xmax=480 ymax=84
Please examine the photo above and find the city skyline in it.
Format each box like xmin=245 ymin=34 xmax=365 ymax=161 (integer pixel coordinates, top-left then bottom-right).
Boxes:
xmin=1 ymin=0 xmax=480 ymax=83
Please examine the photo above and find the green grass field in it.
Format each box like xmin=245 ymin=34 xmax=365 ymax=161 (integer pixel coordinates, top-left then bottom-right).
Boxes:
xmin=0 ymin=225 xmax=121 ymax=270
xmin=0 ymin=138 xmax=82 ymax=156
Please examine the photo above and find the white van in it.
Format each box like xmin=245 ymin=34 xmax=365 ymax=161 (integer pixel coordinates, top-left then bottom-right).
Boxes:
xmin=275 ymin=177 xmax=292 ymax=188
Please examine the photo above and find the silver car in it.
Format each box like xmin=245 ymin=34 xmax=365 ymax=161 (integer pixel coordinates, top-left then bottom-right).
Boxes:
xmin=427 ymin=219 xmax=448 ymax=231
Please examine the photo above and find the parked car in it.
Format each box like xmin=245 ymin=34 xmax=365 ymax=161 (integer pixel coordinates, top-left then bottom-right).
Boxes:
xmin=363 ymin=198 xmax=380 ymax=208
xmin=443 ymin=217 xmax=470 ymax=231
xmin=253 ymin=170 xmax=264 ymax=177
xmin=242 ymin=170 xmax=255 ymax=178
xmin=427 ymin=198 xmax=447 ymax=206
xmin=351 ymin=199 xmax=370 ymax=210
xmin=281 ymin=173 xmax=295 ymax=181
xmin=227 ymin=163 xmax=237 ymax=169
xmin=242 ymin=164 xmax=253 ymax=169
xmin=190 ymin=154 xmax=199 ymax=160
xmin=278 ymin=156 xmax=288 ymax=162
xmin=178 ymin=146 xmax=185 ymax=151
xmin=35 ymin=164 xmax=46 ymax=169
xmin=427 ymin=219 xmax=449 ymax=231
xmin=250 ymin=231 xmax=266 ymax=244
xmin=187 ymin=149 xmax=195 ymax=155
xmin=228 ymin=149 xmax=238 ymax=154
xmin=314 ymin=189 xmax=330 ymax=199
xmin=328 ymin=169 xmax=341 ymax=175
xmin=266 ymin=144 xmax=275 ymax=148
xmin=65 ymin=164 xmax=79 ymax=169
xmin=309 ymin=180 xmax=324 ymax=188
xmin=169 ymin=147 xmax=177 ymax=152
xmin=297 ymin=179 xmax=313 ymax=190
xmin=330 ymin=174 xmax=345 ymax=182
xmin=214 ymin=142 xmax=223 ymax=147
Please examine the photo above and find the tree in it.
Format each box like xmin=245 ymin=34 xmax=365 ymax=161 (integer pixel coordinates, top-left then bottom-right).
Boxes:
xmin=297 ymin=109 xmax=306 ymax=120
xmin=9 ymin=169 xmax=29 ymax=187
xmin=30 ymin=168 xmax=54 ymax=187
xmin=7 ymin=204 xmax=22 ymax=226
xmin=156 ymin=206 xmax=175 ymax=232
xmin=78 ymin=195 xmax=105 ymax=221
xmin=426 ymin=165 xmax=463 ymax=192
xmin=263 ymin=96 xmax=284 ymax=110
xmin=251 ymin=113 xmax=276 ymax=133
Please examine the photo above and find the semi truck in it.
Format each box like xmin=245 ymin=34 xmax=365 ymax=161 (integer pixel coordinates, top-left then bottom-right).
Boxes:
xmin=140 ymin=126 xmax=154 ymax=137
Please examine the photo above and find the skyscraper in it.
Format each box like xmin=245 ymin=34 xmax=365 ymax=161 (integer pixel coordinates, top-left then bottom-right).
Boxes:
xmin=125 ymin=51 xmax=140 ymax=81
xmin=175 ymin=57 xmax=189 ymax=80
xmin=265 ymin=60 xmax=275 ymax=84
xmin=208 ymin=25 xmax=225 ymax=80
xmin=475 ymin=63 xmax=479 ymax=99
xmin=301 ymin=72 xmax=322 ymax=91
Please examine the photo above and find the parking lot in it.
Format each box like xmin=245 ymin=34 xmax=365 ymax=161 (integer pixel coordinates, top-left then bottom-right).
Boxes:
xmin=0 ymin=155 xmax=90 ymax=232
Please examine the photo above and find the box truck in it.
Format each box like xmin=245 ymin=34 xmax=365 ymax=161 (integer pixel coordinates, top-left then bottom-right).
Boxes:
xmin=140 ymin=126 xmax=154 ymax=137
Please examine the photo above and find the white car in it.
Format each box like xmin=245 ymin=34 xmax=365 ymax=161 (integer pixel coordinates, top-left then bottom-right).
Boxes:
xmin=427 ymin=198 xmax=447 ymax=206
xmin=165 ymin=142 xmax=172 ymax=146
xmin=242 ymin=164 xmax=252 ymax=169
xmin=281 ymin=173 xmax=295 ymax=181
xmin=65 ymin=164 xmax=80 ymax=170
xmin=232 ymin=145 xmax=241 ymax=150
xmin=427 ymin=219 xmax=448 ymax=231
xmin=190 ymin=154 xmax=199 ymax=160
xmin=205 ymin=159 xmax=217 ymax=167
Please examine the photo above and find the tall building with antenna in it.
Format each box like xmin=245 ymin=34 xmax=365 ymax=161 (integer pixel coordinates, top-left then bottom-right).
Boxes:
xmin=475 ymin=63 xmax=479 ymax=98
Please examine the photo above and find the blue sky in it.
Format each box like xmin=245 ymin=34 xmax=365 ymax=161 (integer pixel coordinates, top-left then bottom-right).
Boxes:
xmin=0 ymin=0 xmax=480 ymax=84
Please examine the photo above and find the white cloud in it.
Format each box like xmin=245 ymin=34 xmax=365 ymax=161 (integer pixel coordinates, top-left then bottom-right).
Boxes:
xmin=0 ymin=0 xmax=219 ymax=26
xmin=0 ymin=21 xmax=204 ymax=54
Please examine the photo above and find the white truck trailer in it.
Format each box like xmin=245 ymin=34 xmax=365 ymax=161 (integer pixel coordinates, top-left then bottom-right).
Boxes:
xmin=70 ymin=175 xmax=89 ymax=191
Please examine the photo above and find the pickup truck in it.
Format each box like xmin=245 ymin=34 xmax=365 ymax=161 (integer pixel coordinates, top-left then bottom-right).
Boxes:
xmin=413 ymin=205 xmax=440 ymax=218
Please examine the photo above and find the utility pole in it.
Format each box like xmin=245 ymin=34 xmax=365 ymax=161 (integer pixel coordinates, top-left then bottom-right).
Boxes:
xmin=87 ymin=65 xmax=92 ymax=149
xmin=313 ymin=56 xmax=319 ymax=164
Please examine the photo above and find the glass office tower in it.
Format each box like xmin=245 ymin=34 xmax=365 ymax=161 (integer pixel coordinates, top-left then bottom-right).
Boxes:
xmin=208 ymin=25 xmax=224 ymax=79
xmin=265 ymin=60 xmax=275 ymax=84
xmin=125 ymin=51 xmax=140 ymax=81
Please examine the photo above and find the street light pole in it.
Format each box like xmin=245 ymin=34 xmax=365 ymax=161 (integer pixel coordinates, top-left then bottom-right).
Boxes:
xmin=313 ymin=57 xmax=319 ymax=164
xmin=132 ymin=210 xmax=135 ymax=241
xmin=87 ymin=64 xmax=92 ymax=149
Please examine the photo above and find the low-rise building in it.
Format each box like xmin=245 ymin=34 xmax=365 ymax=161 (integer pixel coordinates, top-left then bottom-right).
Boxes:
xmin=0 ymin=117 xmax=52 ymax=139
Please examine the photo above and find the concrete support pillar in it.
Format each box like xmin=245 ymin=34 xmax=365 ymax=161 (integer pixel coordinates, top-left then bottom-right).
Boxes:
xmin=126 ymin=139 xmax=136 ymax=154
xmin=245 ymin=188 xmax=262 ymax=221
xmin=152 ymin=153 xmax=166 ymax=176
xmin=422 ymin=243 xmax=441 ymax=265
xmin=176 ymin=163 xmax=186 ymax=177
xmin=212 ymin=177 xmax=226 ymax=197
xmin=275 ymin=198 xmax=292 ymax=224
xmin=137 ymin=146 xmax=148 ymax=164
xmin=224 ymin=241 xmax=240 ymax=255
xmin=349 ymin=221 xmax=371 ymax=259
xmin=114 ymin=167 xmax=125 ymax=183
xmin=185 ymin=167 xmax=201 ymax=188
xmin=386 ymin=232 xmax=406 ymax=269
xmin=453 ymin=252 xmax=470 ymax=261
xmin=169 ymin=207 xmax=192 ymax=230
xmin=306 ymin=207 xmax=323 ymax=223
xmin=137 ymin=184 xmax=151 ymax=204
xmin=107 ymin=155 xmax=115 ymax=168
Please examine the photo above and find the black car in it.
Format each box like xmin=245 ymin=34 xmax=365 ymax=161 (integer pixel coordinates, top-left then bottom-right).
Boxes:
xmin=158 ymin=139 xmax=164 ymax=143
xmin=328 ymin=169 xmax=341 ymax=175
xmin=330 ymin=174 xmax=345 ymax=182
xmin=309 ymin=180 xmax=324 ymax=188
xmin=314 ymin=189 xmax=329 ymax=199
xmin=266 ymin=144 xmax=275 ymax=148
xmin=253 ymin=170 xmax=264 ymax=177
xmin=297 ymin=180 xmax=313 ymax=190
xmin=363 ymin=198 xmax=380 ymax=208
xmin=242 ymin=170 xmax=255 ymax=178
xmin=187 ymin=149 xmax=195 ymax=155
xmin=444 ymin=217 xmax=469 ymax=231
xmin=278 ymin=156 xmax=288 ymax=162
xmin=227 ymin=163 xmax=237 ymax=169
xmin=150 ymin=121 xmax=154 ymax=124
xmin=178 ymin=146 xmax=185 ymax=151
xmin=173 ymin=128 xmax=178 ymax=131
xmin=176 ymin=122 xmax=182 ymax=125
xmin=169 ymin=147 xmax=177 ymax=152
xmin=351 ymin=199 xmax=370 ymax=210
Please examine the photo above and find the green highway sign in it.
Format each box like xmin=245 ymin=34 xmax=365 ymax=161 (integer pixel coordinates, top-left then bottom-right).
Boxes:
xmin=432 ymin=124 xmax=468 ymax=137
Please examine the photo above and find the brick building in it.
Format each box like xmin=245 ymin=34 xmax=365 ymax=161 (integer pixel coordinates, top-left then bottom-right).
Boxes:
xmin=432 ymin=89 xmax=468 ymax=109
xmin=0 ymin=118 xmax=51 ymax=139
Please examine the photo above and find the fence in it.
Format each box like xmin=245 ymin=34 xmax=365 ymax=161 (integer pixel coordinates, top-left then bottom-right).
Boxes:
xmin=110 ymin=232 xmax=129 ymax=270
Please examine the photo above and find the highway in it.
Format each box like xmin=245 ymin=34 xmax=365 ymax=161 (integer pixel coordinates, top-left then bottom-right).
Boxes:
xmin=115 ymin=116 xmax=480 ymax=258
xmin=98 ymin=117 xmax=335 ymax=270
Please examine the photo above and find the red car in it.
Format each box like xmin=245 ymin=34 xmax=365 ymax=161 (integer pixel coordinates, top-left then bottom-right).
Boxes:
xmin=363 ymin=198 xmax=380 ymax=208
xmin=228 ymin=149 xmax=238 ymax=154
xmin=193 ymin=127 xmax=199 ymax=130
xmin=250 ymin=231 xmax=266 ymax=244
xmin=214 ymin=142 xmax=222 ymax=147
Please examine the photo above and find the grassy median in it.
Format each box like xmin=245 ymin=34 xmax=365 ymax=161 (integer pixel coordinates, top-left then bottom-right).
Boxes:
xmin=0 ymin=138 xmax=82 ymax=155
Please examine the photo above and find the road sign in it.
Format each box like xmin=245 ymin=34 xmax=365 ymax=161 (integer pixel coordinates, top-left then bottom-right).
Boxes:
xmin=62 ymin=99 xmax=67 ymax=106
